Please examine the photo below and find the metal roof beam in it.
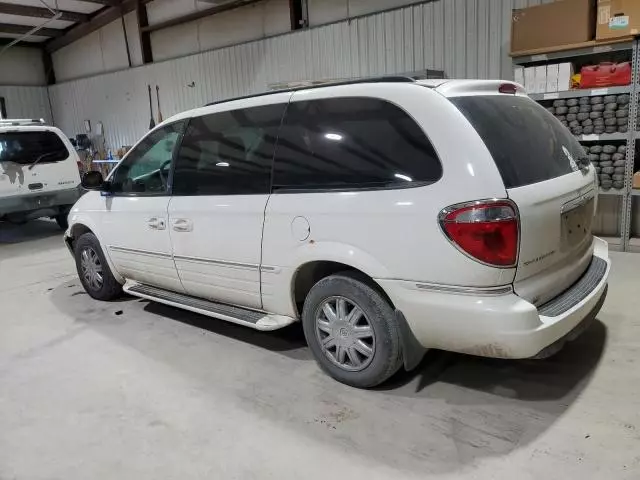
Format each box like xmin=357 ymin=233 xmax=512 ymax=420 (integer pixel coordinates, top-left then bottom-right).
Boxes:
xmin=0 ymin=3 xmax=89 ymax=23
xmin=0 ymin=37 xmax=42 ymax=48
xmin=46 ymin=0 xmax=153 ymax=53
xmin=75 ymin=0 xmax=120 ymax=6
xmin=0 ymin=23 xmax=63 ymax=38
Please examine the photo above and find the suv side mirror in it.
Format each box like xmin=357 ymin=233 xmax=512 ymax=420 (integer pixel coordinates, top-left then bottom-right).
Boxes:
xmin=81 ymin=171 xmax=106 ymax=190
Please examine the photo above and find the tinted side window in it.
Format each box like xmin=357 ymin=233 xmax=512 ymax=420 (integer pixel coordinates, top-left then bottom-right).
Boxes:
xmin=111 ymin=121 xmax=185 ymax=195
xmin=173 ymin=104 xmax=285 ymax=196
xmin=273 ymin=97 xmax=442 ymax=190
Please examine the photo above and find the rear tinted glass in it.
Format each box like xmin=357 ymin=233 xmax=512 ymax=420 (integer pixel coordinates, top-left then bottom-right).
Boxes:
xmin=451 ymin=95 xmax=586 ymax=188
xmin=0 ymin=132 xmax=69 ymax=165
xmin=273 ymin=97 xmax=442 ymax=190
xmin=0 ymin=131 xmax=68 ymax=165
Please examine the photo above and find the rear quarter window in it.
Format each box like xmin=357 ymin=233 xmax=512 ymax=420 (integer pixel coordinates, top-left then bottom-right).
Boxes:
xmin=451 ymin=95 xmax=586 ymax=188
xmin=0 ymin=131 xmax=68 ymax=165
xmin=273 ymin=97 xmax=442 ymax=191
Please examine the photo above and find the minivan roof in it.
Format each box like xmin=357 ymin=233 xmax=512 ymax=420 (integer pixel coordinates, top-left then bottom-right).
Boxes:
xmin=204 ymin=75 xmax=416 ymax=107
xmin=161 ymin=77 xmax=524 ymax=127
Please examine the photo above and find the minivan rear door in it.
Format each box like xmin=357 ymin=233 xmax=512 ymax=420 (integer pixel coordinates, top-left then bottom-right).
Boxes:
xmin=451 ymin=94 xmax=597 ymax=305
xmin=0 ymin=128 xmax=79 ymax=198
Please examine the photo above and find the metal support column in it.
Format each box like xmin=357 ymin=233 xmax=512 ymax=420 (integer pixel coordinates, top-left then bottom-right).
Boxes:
xmin=622 ymin=38 xmax=639 ymax=251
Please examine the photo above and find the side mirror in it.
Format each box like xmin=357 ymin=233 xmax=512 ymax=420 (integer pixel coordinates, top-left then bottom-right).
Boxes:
xmin=81 ymin=171 xmax=105 ymax=190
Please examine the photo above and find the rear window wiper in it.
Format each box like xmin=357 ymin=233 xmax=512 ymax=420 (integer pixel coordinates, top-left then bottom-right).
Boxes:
xmin=28 ymin=150 xmax=67 ymax=170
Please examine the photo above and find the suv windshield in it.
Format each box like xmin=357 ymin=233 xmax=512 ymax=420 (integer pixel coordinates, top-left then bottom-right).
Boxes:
xmin=0 ymin=131 xmax=68 ymax=165
xmin=451 ymin=95 xmax=586 ymax=188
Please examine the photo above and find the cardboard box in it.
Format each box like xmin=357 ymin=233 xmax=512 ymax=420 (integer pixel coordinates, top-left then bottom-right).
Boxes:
xmin=596 ymin=0 xmax=640 ymax=40
xmin=634 ymin=172 xmax=640 ymax=189
xmin=546 ymin=64 xmax=559 ymax=92
xmin=558 ymin=62 xmax=574 ymax=91
xmin=511 ymin=0 xmax=596 ymax=53
xmin=524 ymin=67 xmax=536 ymax=94
xmin=534 ymin=66 xmax=547 ymax=93
xmin=514 ymin=66 xmax=525 ymax=87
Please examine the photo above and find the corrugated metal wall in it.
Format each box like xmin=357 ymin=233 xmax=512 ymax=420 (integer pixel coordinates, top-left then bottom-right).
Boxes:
xmin=48 ymin=0 xmax=552 ymax=149
xmin=0 ymin=86 xmax=52 ymax=122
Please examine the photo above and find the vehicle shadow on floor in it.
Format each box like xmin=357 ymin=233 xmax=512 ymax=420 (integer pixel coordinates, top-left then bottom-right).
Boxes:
xmin=380 ymin=319 xmax=607 ymax=401
xmin=142 ymin=301 xmax=310 ymax=358
xmin=0 ymin=219 xmax=62 ymax=245
xmin=50 ymin=281 xmax=609 ymax=473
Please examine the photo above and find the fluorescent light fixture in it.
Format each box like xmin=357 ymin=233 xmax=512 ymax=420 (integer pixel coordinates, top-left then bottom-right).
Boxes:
xmin=216 ymin=162 xmax=229 ymax=167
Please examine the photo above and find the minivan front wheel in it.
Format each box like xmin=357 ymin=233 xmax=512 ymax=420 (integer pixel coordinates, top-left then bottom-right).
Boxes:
xmin=74 ymin=232 xmax=122 ymax=301
xmin=302 ymin=274 xmax=402 ymax=388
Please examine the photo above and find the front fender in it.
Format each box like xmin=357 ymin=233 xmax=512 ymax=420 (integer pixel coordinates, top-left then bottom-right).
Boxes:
xmin=67 ymin=206 xmax=125 ymax=285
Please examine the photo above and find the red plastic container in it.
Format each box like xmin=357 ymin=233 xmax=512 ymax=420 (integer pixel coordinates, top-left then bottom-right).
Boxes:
xmin=580 ymin=62 xmax=631 ymax=88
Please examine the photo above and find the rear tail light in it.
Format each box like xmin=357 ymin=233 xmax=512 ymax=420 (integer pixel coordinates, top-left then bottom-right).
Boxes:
xmin=498 ymin=83 xmax=517 ymax=94
xmin=438 ymin=200 xmax=519 ymax=267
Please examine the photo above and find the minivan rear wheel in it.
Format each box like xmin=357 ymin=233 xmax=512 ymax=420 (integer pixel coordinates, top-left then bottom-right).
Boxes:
xmin=302 ymin=274 xmax=402 ymax=388
xmin=74 ymin=232 xmax=122 ymax=301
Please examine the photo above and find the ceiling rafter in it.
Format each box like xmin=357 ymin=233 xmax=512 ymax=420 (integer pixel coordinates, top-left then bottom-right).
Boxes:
xmin=0 ymin=22 xmax=64 ymax=38
xmin=0 ymin=2 xmax=89 ymax=23
xmin=46 ymin=0 xmax=153 ymax=52
xmin=75 ymin=0 xmax=121 ymax=6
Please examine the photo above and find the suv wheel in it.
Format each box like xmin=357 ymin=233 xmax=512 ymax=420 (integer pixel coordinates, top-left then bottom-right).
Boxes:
xmin=74 ymin=232 xmax=122 ymax=301
xmin=302 ymin=274 xmax=403 ymax=388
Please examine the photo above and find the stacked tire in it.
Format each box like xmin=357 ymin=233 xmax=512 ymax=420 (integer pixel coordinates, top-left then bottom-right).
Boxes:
xmin=547 ymin=94 xmax=631 ymax=136
xmin=585 ymin=144 xmax=627 ymax=190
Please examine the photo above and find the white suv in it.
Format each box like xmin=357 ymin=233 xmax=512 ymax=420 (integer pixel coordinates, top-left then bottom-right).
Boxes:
xmin=65 ymin=78 xmax=610 ymax=388
xmin=0 ymin=119 xmax=81 ymax=229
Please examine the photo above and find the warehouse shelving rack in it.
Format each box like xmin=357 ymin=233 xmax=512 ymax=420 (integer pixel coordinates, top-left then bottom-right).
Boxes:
xmin=513 ymin=39 xmax=640 ymax=252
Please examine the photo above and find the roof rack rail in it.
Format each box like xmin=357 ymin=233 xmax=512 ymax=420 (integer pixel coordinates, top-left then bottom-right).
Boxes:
xmin=0 ymin=118 xmax=46 ymax=127
xmin=204 ymin=75 xmax=416 ymax=107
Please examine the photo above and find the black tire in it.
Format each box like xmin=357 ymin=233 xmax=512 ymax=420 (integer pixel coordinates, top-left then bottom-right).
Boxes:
xmin=74 ymin=232 xmax=122 ymax=301
xmin=302 ymin=274 xmax=403 ymax=388
xmin=55 ymin=214 xmax=68 ymax=230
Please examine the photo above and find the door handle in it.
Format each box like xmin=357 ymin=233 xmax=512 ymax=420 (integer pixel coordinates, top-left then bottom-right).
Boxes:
xmin=172 ymin=218 xmax=193 ymax=232
xmin=147 ymin=217 xmax=166 ymax=230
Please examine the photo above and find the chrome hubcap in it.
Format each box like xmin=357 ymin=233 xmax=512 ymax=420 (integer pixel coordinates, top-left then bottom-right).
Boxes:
xmin=80 ymin=247 xmax=103 ymax=291
xmin=315 ymin=296 xmax=376 ymax=372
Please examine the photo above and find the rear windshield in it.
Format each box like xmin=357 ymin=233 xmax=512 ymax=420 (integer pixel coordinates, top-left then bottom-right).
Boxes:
xmin=450 ymin=95 xmax=586 ymax=188
xmin=0 ymin=131 xmax=68 ymax=165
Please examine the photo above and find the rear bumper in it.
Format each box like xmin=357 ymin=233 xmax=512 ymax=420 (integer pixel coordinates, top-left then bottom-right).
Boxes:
xmin=0 ymin=187 xmax=81 ymax=217
xmin=378 ymin=236 xmax=610 ymax=359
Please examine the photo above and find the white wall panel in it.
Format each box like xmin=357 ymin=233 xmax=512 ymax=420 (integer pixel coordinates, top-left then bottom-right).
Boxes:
xmin=123 ymin=11 xmax=143 ymax=67
xmin=147 ymin=0 xmax=198 ymax=25
xmin=0 ymin=47 xmax=46 ymax=86
xmin=151 ymin=22 xmax=200 ymax=62
xmin=151 ymin=0 xmax=290 ymax=62
xmin=48 ymin=0 xmax=547 ymax=152
xmin=308 ymin=0 xmax=348 ymax=26
xmin=52 ymin=17 xmax=133 ymax=82
xmin=100 ymin=17 xmax=130 ymax=73
xmin=0 ymin=86 xmax=52 ymax=122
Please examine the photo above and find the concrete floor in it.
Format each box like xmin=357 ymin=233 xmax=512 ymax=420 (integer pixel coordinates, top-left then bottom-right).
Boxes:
xmin=1 ymin=220 xmax=639 ymax=480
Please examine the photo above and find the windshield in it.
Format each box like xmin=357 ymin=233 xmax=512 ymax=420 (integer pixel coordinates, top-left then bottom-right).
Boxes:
xmin=450 ymin=95 xmax=586 ymax=188
xmin=0 ymin=131 xmax=68 ymax=165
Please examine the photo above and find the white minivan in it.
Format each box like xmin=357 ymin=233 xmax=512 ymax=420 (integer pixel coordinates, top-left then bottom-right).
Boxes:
xmin=0 ymin=119 xmax=81 ymax=229
xmin=65 ymin=78 xmax=610 ymax=388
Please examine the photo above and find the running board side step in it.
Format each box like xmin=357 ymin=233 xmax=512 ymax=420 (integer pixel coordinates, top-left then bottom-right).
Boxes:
xmin=124 ymin=282 xmax=297 ymax=331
